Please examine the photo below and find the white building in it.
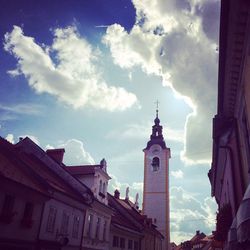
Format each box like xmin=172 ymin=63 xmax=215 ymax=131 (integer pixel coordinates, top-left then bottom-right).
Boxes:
xmin=65 ymin=159 xmax=113 ymax=250
xmin=143 ymin=110 xmax=171 ymax=250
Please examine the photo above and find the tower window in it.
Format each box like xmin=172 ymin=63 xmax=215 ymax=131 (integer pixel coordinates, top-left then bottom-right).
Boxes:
xmin=151 ymin=157 xmax=160 ymax=171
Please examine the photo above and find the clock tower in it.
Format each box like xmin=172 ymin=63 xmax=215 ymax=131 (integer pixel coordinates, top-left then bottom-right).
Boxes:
xmin=142 ymin=108 xmax=171 ymax=250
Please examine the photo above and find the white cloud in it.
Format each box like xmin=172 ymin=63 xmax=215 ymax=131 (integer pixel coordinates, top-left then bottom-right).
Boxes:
xmin=20 ymin=134 xmax=40 ymax=145
xmin=132 ymin=182 xmax=143 ymax=191
xmin=128 ymin=72 xmax=132 ymax=81
xmin=45 ymin=144 xmax=54 ymax=150
xmin=102 ymin=0 xmax=219 ymax=164
xmin=58 ymin=139 xmax=95 ymax=165
xmin=0 ymin=103 xmax=43 ymax=121
xmin=171 ymin=231 xmax=194 ymax=246
xmin=5 ymin=134 xmax=15 ymax=144
xmin=170 ymin=186 xmax=217 ymax=244
xmin=4 ymin=134 xmax=40 ymax=145
xmin=4 ymin=25 xmax=137 ymax=111
xmin=103 ymin=24 xmax=162 ymax=75
xmin=171 ymin=169 xmax=184 ymax=179
xmin=106 ymin=121 xmax=184 ymax=143
xmin=108 ymin=174 xmax=143 ymax=204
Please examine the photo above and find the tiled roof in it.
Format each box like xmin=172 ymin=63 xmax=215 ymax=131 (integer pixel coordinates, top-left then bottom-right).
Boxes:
xmin=21 ymin=152 xmax=84 ymax=201
xmin=14 ymin=137 xmax=93 ymax=204
xmin=108 ymin=193 xmax=142 ymax=232
xmin=0 ymin=136 xmax=89 ymax=201
xmin=112 ymin=209 xmax=140 ymax=232
xmin=64 ymin=166 xmax=96 ymax=175
xmin=0 ymin=137 xmax=50 ymax=195
xmin=190 ymin=232 xmax=206 ymax=242
xmin=108 ymin=193 xmax=163 ymax=238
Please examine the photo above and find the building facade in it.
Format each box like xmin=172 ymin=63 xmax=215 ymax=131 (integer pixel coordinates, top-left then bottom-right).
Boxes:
xmin=0 ymin=129 xmax=166 ymax=250
xmin=0 ymin=137 xmax=92 ymax=250
xmin=208 ymin=0 xmax=250 ymax=248
xmin=143 ymin=110 xmax=171 ymax=250
xmin=65 ymin=160 xmax=113 ymax=250
xmin=0 ymin=137 xmax=48 ymax=250
xmin=109 ymin=190 xmax=163 ymax=250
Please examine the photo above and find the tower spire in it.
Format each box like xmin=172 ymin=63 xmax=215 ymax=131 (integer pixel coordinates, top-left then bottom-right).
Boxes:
xmin=144 ymin=101 xmax=166 ymax=150
xmin=155 ymin=100 xmax=159 ymax=118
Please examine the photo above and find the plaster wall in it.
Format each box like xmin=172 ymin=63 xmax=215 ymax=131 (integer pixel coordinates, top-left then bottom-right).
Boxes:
xmin=39 ymin=198 xmax=84 ymax=247
xmin=0 ymin=189 xmax=43 ymax=241
xmin=143 ymin=144 xmax=170 ymax=250
xmin=82 ymin=207 xmax=111 ymax=250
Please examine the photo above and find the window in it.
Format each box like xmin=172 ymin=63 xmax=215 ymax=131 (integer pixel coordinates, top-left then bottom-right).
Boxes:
xmin=120 ymin=237 xmax=125 ymax=249
xmin=72 ymin=216 xmax=80 ymax=239
xmin=103 ymin=182 xmax=106 ymax=194
xmin=128 ymin=240 xmax=133 ymax=249
xmin=99 ymin=180 xmax=103 ymax=193
xmin=242 ymin=110 xmax=250 ymax=172
xmin=46 ymin=206 xmax=57 ymax=233
xmin=113 ymin=236 xmax=119 ymax=247
xmin=87 ymin=214 xmax=93 ymax=236
xmin=21 ymin=202 xmax=34 ymax=228
xmin=60 ymin=211 xmax=69 ymax=235
xmin=23 ymin=202 xmax=33 ymax=219
xmin=151 ymin=157 xmax=160 ymax=171
xmin=134 ymin=241 xmax=139 ymax=250
xmin=103 ymin=220 xmax=107 ymax=241
xmin=0 ymin=194 xmax=15 ymax=224
xmin=99 ymin=180 xmax=106 ymax=198
xmin=96 ymin=217 xmax=101 ymax=239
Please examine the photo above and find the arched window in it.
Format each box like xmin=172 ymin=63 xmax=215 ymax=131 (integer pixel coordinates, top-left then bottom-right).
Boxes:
xmin=99 ymin=180 xmax=102 ymax=193
xmin=151 ymin=157 xmax=160 ymax=171
xmin=102 ymin=182 xmax=106 ymax=194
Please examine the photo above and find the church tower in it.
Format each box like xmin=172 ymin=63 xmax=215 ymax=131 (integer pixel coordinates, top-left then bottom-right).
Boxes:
xmin=143 ymin=107 xmax=170 ymax=250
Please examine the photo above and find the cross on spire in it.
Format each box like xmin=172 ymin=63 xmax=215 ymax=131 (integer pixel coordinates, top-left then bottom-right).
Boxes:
xmin=155 ymin=100 xmax=159 ymax=118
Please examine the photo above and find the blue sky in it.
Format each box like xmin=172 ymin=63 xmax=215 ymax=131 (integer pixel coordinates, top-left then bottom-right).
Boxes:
xmin=0 ymin=0 xmax=220 ymax=244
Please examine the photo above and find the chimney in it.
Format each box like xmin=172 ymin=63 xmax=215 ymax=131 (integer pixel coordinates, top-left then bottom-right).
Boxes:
xmin=46 ymin=148 xmax=65 ymax=165
xmin=114 ymin=189 xmax=120 ymax=199
xmin=125 ymin=187 xmax=129 ymax=201
xmin=100 ymin=158 xmax=107 ymax=172
xmin=196 ymin=230 xmax=200 ymax=236
xmin=134 ymin=193 xmax=139 ymax=210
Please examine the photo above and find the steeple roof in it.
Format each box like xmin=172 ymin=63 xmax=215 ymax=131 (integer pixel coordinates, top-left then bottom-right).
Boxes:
xmin=144 ymin=109 xmax=167 ymax=150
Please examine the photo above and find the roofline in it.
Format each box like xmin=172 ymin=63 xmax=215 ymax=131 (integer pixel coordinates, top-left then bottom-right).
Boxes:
xmin=15 ymin=137 xmax=94 ymax=205
xmin=112 ymin=223 xmax=144 ymax=236
xmin=217 ymin=0 xmax=230 ymax=115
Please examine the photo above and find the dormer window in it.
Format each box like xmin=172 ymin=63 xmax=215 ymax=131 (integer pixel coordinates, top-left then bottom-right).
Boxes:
xmin=103 ymin=182 xmax=106 ymax=194
xmin=99 ymin=180 xmax=105 ymax=198
xmin=99 ymin=180 xmax=102 ymax=193
xmin=152 ymin=157 xmax=160 ymax=171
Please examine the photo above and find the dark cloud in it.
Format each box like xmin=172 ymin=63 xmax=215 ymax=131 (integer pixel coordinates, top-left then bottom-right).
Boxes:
xmin=196 ymin=0 xmax=220 ymax=43
xmin=175 ymin=0 xmax=191 ymax=12
xmin=170 ymin=187 xmax=216 ymax=237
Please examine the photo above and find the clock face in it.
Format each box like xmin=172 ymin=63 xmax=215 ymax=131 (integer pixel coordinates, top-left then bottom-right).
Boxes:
xmin=152 ymin=148 xmax=159 ymax=154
